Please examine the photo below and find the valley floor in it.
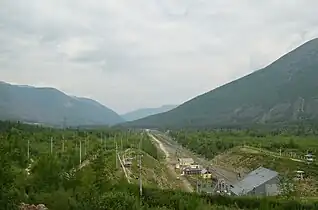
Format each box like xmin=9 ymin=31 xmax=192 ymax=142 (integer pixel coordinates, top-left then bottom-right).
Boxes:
xmin=148 ymin=133 xmax=194 ymax=192
xmin=149 ymin=130 xmax=318 ymax=198
xmin=148 ymin=131 xmax=240 ymax=194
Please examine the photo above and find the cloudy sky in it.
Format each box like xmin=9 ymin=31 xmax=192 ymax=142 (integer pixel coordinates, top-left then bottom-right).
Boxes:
xmin=1 ymin=0 xmax=318 ymax=114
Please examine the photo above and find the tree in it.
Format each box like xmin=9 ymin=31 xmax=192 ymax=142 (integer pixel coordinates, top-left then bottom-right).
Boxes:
xmin=0 ymin=139 xmax=19 ymax=209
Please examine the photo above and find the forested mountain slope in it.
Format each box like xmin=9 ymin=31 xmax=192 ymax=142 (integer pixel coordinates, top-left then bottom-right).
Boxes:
xmin=123 ymin=38 xmax=318 ymax=128
xmin=0 ymin=82 xmax=124 ymax=126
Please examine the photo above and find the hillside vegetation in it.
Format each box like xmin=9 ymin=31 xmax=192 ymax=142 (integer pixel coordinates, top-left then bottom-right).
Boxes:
xmin=0 ymin=82 xmax=124 ymax=126
xmin=124 ymin=38 xmax=318 ymax=129
xmin=169 ymin=129 xmax=318 ymax=197
xmin=2 ymin=121 xmax=318 ymax=209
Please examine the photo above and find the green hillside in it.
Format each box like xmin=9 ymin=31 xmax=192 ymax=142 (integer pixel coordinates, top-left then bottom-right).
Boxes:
xmin=123 ymin=38 xmax=318 ymax=129
xmin=0 ymin=82 xmax=124 ymax=126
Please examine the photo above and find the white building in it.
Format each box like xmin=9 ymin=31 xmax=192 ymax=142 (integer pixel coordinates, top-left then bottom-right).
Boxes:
xmin=178 ymin=158 xmax=194 ymax=166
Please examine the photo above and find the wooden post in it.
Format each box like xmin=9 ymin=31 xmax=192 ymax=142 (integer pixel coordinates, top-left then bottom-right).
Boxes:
xmin=79 ymin=140 xmax=82 ymax=165
xmin=27 ymin=139 xmax=30 ymax=160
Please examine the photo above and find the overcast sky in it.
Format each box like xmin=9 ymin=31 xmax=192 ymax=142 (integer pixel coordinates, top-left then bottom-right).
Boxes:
xmin=1 ymin=0 xmax=318 ymax=114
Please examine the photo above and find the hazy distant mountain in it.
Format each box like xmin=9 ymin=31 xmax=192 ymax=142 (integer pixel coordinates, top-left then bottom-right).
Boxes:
xmin=121 ymin=105 xmax=178 ymax=121
xmin=123 ymin=38 xmax=318 ymax=128
xmin=0 ymin=82 xmax=124 ymax=127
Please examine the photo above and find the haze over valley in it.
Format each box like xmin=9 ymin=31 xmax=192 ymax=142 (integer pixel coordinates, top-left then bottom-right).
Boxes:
xmin=1 ymin=1 xmax=318 ymax=116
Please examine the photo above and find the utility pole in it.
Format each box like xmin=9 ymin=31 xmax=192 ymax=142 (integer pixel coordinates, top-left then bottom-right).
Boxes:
xmin=104 ymin=136 xmax=107 ymax=150
xmin=115 ymin=141 xmax=118 ymax=168
xmin=139 ymin=138 xmax=143 ymax=197
xmin=121 ymin=135 xmax=123 ymax=151
xmin=62 ymin=117 xmax=66 ymax=153
xmin=50 ymin=137 xmax=53 ymax=154
xmin=27 ymin=139 xmax=30 ymax=161
xmin=87 ymin=136 xmax=90 ymax=152
xmin=62 ymin=135 xmax=65 ymax=153
xmin=79 ymin=139 xmax=82 ymax=165
xmin=84 ymin=137 xmax=87 ymax=157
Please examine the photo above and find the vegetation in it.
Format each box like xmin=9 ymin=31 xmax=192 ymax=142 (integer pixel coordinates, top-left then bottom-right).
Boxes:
xmin=169 ymin=129 xmax=318 ymax=197
xmin=123 ymin=38 xmax=318 ymax=129
xmin=169 ymin=129 xmax=318 ymax=159
xmin=2 ymin=121 xmax=318 ymax=209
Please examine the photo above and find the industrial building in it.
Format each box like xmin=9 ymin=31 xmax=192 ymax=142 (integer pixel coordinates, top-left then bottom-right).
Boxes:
xmin=230 ymin=167 xmax=279 ymax=196
xmin=182 ymin=167 xmax=202 ymax=175
xmin=177 ymin=158 xmax=194 ymax=167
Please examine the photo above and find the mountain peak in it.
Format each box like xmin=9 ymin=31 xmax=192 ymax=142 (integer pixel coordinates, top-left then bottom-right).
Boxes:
xmin=0 ymin=83 xmax=124 ymax=126
xmin=123 ymin=38 xmax=318 ymax=128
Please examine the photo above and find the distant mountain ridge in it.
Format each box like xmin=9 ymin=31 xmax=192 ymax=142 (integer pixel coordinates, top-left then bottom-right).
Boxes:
xmin=0 ymin=82 xmax=124 ymax=127
xmin=121 ymin=105 xmax=178 ymax=121
xmin=123 ymin=38 xmax=318 ymax=128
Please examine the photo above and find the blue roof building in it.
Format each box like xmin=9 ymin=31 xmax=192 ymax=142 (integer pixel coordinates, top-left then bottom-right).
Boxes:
xmin=230 ymin=167 xmax=279 ymax=196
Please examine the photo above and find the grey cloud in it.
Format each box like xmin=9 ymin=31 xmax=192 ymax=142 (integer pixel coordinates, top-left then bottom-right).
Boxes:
xmin=1 ymin=0 xmax=318 ymax=113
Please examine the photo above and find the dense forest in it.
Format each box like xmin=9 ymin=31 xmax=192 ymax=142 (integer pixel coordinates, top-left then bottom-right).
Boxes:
xmin=1 ymin=121 xmax=318 ymax=209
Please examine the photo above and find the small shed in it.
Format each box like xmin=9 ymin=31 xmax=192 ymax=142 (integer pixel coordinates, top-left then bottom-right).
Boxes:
xmin=230 ymin=167 xmax=279 ymax=196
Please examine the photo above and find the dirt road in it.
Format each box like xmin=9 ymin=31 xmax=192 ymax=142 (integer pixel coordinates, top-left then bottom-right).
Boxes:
xmin=243 ymin=145 xmax=305 ymax=163
xmin=117 ymin=153 xmax=131 ymax=183
xmin=148 ymin=133 xmax=194 ymax=192
xmin=152 ymin=131 xmax=239 ymax=185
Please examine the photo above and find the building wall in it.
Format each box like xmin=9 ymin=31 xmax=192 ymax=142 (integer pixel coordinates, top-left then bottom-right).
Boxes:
xmin=189 ymin=165 xmax=201 ymax=169
xmin=179 ymin=158 xmax=194 ymax=166
xmin=247 ymin=176 xmax=279 ymax=196
xmin=202 ymin=174 xmax=212 ymax=179
xmin=184 ymin=169 xmax=201 ymax=175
